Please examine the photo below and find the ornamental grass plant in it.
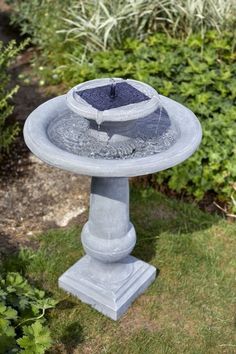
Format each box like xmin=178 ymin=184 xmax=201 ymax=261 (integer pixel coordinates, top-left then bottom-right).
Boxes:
xmin=61 ymin=0 xmax=236 ymax=52
xmin=9 ymin=0 xmax=236 ymax=58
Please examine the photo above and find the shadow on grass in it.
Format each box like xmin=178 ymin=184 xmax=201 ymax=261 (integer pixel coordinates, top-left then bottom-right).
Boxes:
xmin=55 ymin=298 xmax=84 ymax=338
xmin=60 ymin=321 xmax=84 ymax=353
xmin=130 ymin=187 xmax=219 ymax=263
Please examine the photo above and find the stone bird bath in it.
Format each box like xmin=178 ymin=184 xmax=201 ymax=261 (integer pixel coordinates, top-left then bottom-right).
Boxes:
xmin=24 ymin=78 xmax=202 ymax=320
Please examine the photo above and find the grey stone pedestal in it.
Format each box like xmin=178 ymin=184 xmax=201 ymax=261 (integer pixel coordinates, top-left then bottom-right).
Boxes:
xmin=59 ymin=177 xmax=156 ymax=320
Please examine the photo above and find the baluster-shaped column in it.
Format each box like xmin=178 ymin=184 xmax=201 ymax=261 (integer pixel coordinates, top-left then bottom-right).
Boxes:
xmin=59 ymin=177 xmax=156 ymax=320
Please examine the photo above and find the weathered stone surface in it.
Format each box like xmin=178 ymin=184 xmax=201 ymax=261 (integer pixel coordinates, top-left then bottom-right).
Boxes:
xmin=59 ymin=255 xmax=156 ymax=320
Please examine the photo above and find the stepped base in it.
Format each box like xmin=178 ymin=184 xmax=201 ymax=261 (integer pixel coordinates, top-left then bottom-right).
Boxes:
xmin=58 ymin=255 xmax=156 ymax=320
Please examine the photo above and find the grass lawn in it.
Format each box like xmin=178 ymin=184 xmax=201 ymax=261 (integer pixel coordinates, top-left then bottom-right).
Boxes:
xmin=3 ymin=188 xmax=236 ymax=353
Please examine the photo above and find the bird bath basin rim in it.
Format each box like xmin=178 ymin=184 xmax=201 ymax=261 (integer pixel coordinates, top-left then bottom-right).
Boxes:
xmin=23 ymin=94 xmax=202 ymax=177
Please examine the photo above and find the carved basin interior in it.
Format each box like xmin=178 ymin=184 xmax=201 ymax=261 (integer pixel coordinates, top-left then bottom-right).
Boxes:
xmin=47 ymin=78 xmax=180 ymax=160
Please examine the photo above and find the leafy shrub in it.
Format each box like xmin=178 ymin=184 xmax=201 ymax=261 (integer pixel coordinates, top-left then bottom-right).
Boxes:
xmin=0 ymin=40 xmax=26 ymax=153
xmin=55 ymin=31 xmax=235 ymax=210
xmin=0 ymin=272 xmax=56 ymax=353
xmin=7 ymin=0 xmax=68 ymax=47
xmin=6 ymin=0 xmax=73 ymax=86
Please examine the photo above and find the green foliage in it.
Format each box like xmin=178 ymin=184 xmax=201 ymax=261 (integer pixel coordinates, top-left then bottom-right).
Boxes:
xmin=0 ymin=272 xmax=56 ymax=353
xmin=8 ymin=0 xmax=74 ymax=85
xmin=0 ymin=40 xmax=26 ymax=153
xmin=8 ymin=0 xmax=67 ymax=48
xmin=17 ymin=322 xmax=52 ymax=354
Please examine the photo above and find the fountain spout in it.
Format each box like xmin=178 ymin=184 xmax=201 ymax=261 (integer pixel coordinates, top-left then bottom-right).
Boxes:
xmin=110 ymin=79 xmax=116 ymax=98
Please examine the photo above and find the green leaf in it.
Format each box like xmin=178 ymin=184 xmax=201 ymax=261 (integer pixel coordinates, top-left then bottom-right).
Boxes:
xmin=0 ymin=313 xmax=16 ymax=353
xmin=0 ymin=303 xmax=17 ymax=321
xmin=0 ymin=272 xmax=56 ymax=353
xmin=17 ymin=321 xmax=52 ymax=354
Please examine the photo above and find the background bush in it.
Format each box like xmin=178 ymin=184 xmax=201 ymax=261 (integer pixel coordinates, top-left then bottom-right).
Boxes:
xmin=7 ymin=0 xmax=73 ymax=85
xmin=0 ymin=40 xmax=26 ymax=153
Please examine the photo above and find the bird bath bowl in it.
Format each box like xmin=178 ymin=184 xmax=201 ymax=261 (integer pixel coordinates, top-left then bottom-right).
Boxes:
xmin=24 ymin=78 xmax=202 ymax=320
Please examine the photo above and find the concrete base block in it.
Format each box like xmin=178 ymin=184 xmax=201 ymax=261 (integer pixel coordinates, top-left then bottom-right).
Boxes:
xmin=59 ymin=255 xmax=156 ymax=320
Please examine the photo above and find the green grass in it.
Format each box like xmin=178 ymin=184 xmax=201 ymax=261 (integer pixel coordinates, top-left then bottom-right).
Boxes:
xmin=2 ymin=188 xmax=236 ymax=353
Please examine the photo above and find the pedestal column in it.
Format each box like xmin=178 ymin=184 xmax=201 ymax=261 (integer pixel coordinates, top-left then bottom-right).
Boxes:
xmin=59 ymin=177 xmax=156 ymax=320
xmin=81 ymin=177 xmax=136 ymax=282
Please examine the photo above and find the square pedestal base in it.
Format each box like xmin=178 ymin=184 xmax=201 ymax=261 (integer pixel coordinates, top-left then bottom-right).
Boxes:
xmin=59 ymin=255 xmax=156 ymax=320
